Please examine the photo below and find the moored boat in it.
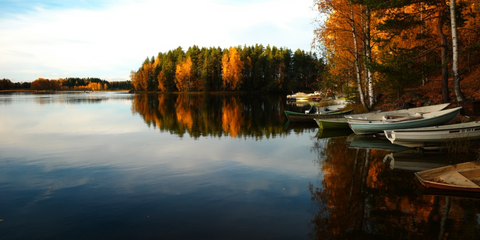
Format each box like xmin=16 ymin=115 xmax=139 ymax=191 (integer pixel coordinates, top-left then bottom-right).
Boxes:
xmin=384 ymin=121 xmax=480 ymax=147
xmin=284 ymin=109 xmax=353 ymax=123
xmin=314 ymin=118 xmax=349 ymax=129
xmin=286 ymin=91 xmax=322 ymax=102
xmin=344 ymin=103 xmax=450 ymax=121
xmin=315 ymin=103 xmax=449 ymax=130
xmin=415 ymin=161 xmax=480 ymax=192
xmin=284 ymin=104 xmax=353 ymax=123
xmin=348 ymin=107 xmax=462 ymax=135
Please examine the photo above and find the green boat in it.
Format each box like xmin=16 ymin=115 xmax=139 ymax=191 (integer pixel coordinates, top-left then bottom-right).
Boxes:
xmin=284 ymin=106 xmax=353 ymax=123
xmin=314 ymin=118 xmax=349 ymax=129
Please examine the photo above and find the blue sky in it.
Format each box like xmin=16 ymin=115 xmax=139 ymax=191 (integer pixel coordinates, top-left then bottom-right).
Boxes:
xmin=0 ymin=0 xmax=318 ymax=82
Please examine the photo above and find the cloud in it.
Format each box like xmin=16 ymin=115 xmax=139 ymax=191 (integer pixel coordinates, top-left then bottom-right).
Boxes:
xmin=0 ymin=0 xmax=317 ymax=81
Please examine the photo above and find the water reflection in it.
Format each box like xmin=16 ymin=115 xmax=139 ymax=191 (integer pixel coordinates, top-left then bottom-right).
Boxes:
xmin=130 ymin=93 xmax=315 ymax=138
xmin=310 ymin=136 xmax=480 ymax=239
xmin=347 ymin=134 xmax=411 ymax=151
xmin=0 ymin=92 xmax=321 ymax=239
xmin=383 ymin=150 xmax=468 ymax=172
xmin=4 ymin=91 xmax=480 ymax=239
xmin=315 ymin=128 xmax=352 ymax=139
xmin=0 ymin=91 xmax=134 ymax=105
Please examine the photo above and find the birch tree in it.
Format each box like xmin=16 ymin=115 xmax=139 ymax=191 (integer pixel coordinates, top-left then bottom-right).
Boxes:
xmin=450 ymin=0 xmax=465 ymax=102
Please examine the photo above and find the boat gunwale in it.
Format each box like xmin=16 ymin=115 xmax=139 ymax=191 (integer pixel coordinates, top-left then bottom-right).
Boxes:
xmin=344 ymin=103 xmax=451 ymax=120
xmin=415 ymin=161 xmax=480 ymax=191
xmin=389 ymin=121 xmax=480 ymax=133
xmin=347 ymin=107 xmax=462 ymax=124
xmin=285 ymin=109 xmax=353 ymax=118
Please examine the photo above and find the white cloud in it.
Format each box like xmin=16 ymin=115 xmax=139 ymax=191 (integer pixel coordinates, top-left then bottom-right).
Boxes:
xmin=0 ymin=0 xmax=317 ymax=82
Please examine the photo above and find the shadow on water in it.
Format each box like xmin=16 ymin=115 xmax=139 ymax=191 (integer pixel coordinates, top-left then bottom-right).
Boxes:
xmin=309 ymin=135 xmax=480 ymax=239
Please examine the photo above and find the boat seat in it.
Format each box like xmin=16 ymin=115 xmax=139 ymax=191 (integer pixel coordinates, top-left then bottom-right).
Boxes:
xmin=382 ymin=114 xmax=423 ymax=123
xmin=438 ymin=171 xmax=479 ymax=187
xmin=383 ymin=115 xmax=407 ymax=119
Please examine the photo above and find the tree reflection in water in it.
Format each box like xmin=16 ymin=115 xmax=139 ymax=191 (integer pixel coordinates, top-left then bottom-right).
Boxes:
xmin=309 ymin=137 xmax=480 ymax=239
xmin=130 ymin=93 xmax=315 ymax=139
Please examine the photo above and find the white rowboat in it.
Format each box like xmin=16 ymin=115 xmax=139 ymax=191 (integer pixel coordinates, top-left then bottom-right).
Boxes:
xmin=348 ymin=107 xmax=462 ymax=135
xmin=384 ymin=121 xmax=480 ymax=147
xmin=345 ymin=103 xmax=450 ymax=121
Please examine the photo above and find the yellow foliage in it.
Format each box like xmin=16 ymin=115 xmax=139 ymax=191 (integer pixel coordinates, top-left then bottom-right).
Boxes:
xmin=157 ymin=71 xmax=167 ymax=92
xmin=175 ymin=57 xmax=193 ymax=92
xmin=222 ymin=47 xmax=244 ymax=90
xmin=175 ymin=94 xmax=193 ymax=130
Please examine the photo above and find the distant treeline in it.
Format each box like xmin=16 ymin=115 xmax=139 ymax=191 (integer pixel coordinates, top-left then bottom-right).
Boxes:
xmin=131 ymin=44 xmax=325 ymax=92
xmin=0 ymin=78 xmax=132 ymax=91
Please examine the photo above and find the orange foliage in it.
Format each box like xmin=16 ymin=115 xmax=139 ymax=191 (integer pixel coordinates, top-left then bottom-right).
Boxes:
xmin=221 ymin=47 xmax=244 ymax=90
xmin=72 ymin=82 xmax=106 ymax=91
xmin=157 ymin=70 xmax=167 ymax=92
xmin=31 ymin=78 xmax=61 ymax=90
xmin=374 ymin=62 xmax=480 ymax=112
xmin=175 ymin=57 xmax=193 ymax=92
xmin=175 ymin=94 xmax=194 ymax=130
xmin=141 ymin=62 xmax=154 ymax=91
xmin=221 ymin=97 xmax=244 ymax=137
xmin=316 ymin=0 xmax=480 ymax=106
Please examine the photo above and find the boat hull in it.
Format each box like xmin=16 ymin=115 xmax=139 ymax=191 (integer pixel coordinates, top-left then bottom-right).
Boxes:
xmin=314 ymin=118 xmax=349 ymax=129
xmin=348 ymin=107 xmax=462 ymax=135
xmin=284 ymin=109 xmax=353 ymax=123
xmin=384 ymin=121 xmax=480 ymax=147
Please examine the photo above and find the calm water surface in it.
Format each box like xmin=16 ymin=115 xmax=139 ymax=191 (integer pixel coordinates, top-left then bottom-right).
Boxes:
xmin=0 ymin=92 xmax=479 ymax=239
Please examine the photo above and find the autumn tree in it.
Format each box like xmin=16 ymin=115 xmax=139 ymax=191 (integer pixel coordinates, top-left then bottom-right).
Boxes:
xmin=314 ymin=0 xmax=379 ymax=109
xmin=175 ymin=56 xmax=193 ymax=92
xmin=221 ymin=47 xmax=244 ymax=90
xmin=0 ymin=78 xmax=14 ymax=90
xmin=130 ymin=70 xmax=140 ymax=91
xmin=31 ymin=78 xmax=61 ymax=90
xmin=315 ymin=0 xmax=480 ymax=105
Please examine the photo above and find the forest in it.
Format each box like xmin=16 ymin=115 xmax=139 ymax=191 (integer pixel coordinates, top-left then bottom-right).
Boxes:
xmin=314 ymin=0 xmax=480 ymax=110
xmin=0 ymin=78 xmax=132 ymax=91
xmin=129 ymin=44 xmax=325 ymax=93
xmin=3 ymin=0 xmax=479 ymax=108
xmin=128 ymin=0 xmax=480 ymax=110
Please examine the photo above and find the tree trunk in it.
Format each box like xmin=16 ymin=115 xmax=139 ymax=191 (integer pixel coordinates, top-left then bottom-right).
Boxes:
xmin=450 ymin=0 xmax=465 ymax=103
xmin=437 ymin=16 xmax=449 ymax=103
xmin=364 ymin=6 xmax=375 ymax=109
xmin=420 ymin=2 xmax=427 ymax=86
xmin=438 ymin=196 xmax=450 ymax=240
xmin=350 ymin=7 xmax=367 ymax=109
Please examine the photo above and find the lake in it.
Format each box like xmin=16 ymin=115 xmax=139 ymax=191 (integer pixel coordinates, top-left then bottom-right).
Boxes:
xmin=0 ymin=91 xmax=479 ymax=239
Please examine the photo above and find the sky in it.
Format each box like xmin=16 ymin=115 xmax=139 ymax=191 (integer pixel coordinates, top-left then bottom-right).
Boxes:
xmin=0 ymin=0 xmax=319 ymax=82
